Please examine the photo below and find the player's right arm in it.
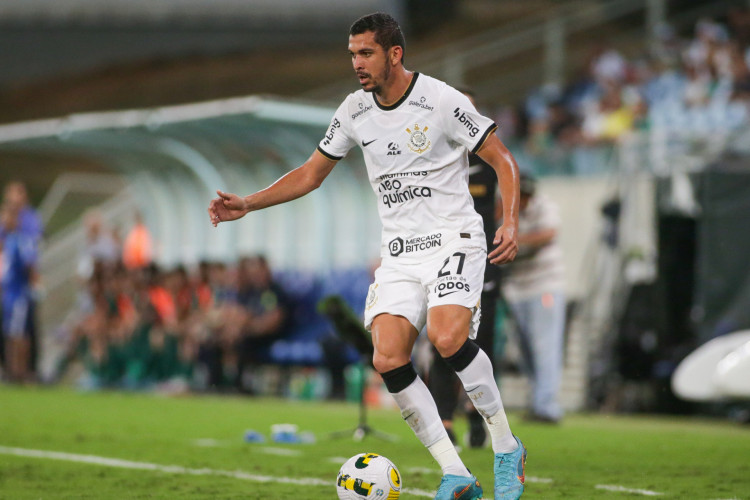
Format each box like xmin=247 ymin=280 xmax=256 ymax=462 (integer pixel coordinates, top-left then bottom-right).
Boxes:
xmin=208 ymin=150 xmax=337 ymax=227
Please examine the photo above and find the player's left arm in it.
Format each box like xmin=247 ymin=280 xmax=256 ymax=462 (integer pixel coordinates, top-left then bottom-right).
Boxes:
xmin=476 ymin=134 xmax=520 ymax=265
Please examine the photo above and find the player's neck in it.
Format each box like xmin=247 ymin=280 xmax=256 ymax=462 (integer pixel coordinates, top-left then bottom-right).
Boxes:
xmin=376 ymin=68 xmax=414 ymax=107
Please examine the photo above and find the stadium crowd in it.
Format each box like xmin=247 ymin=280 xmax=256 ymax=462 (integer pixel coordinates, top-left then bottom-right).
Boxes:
xmin=58 ymin=214 xmax=295 ymax=393
xmin=509 ymin=11 xmax=750 ymax=175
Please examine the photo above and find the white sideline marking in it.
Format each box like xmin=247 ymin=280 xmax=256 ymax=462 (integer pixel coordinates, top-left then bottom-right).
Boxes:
xmin=404 ymin=467 xmax=554 ymax=485
xmin=258 ymin=447 xmax=302 ymax=457
xmin=192 ymin=438 xmax=224 ymax=447
xmin=526 ymin=476 xmax=554 ymax=484
xmin=596 ymin=484 xmax=664 ymax=496
xmin=405 ymin=466 xmax=441 ymax=475
xmin=0 ymin=445 xmax=435 ymax=498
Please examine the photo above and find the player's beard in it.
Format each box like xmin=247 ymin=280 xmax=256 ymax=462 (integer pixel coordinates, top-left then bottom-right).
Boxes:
xmin=362 ymin=61 xmax=390 ymax=95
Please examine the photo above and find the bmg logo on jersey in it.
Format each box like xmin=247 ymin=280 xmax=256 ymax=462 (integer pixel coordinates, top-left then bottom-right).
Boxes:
xmin=323 ymin=118 xmax=341 ymax=146
xmin=453 ymin=108 xmax=480 ymax=137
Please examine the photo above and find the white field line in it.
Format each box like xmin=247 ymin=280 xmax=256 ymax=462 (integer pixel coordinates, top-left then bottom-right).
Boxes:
xmin=258 ymin=447 xmax=302 ymax=457
xmin=526 ymin=476 xmax=554 ymax=484
xmin=191 ymin=438 xmax=225 ymax=447
xmin=405 ymin=466 xmax=441 ymax=475
xmin=0 ymin=445 xmax=435 ymax=498
xmin=404 ymin=467 xmax=554 ymax=485
xmin=596 ymin=484 xmax=664 ymax=496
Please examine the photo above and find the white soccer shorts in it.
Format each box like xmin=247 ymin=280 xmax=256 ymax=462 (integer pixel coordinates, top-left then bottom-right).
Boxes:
xmin=363 ymin=242 xmax=485 ymax=339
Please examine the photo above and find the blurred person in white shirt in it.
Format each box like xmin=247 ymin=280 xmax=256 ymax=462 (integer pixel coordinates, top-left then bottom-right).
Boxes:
xmin=501 ymin=173 xmax=566 ymax=423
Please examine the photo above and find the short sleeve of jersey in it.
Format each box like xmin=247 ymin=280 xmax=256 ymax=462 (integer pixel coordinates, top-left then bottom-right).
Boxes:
xmin=439 ymin=88 xmax=497 ymax=154
xmin=317 ymin=97 xmax=356 ymax=161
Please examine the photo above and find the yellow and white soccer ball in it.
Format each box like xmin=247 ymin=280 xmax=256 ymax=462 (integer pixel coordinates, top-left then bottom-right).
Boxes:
xmin=336 ymin=452 xmax=402 ymax=500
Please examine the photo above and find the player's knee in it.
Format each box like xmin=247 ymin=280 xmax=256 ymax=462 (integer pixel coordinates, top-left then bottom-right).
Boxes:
xmin=427 ymin=309 xmax=471 ymax=357
xmin=431 ymin=334 xmax=464 ymax=358
xmin=372 ymin=349 xmax=412 ymax=374
xmin=430 ymin=322 xmax=470 ymax=357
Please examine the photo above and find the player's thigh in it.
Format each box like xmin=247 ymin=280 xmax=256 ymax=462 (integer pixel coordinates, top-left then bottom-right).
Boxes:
xmin=364 ymin=263 xmax=428 ymax=334
xmin=370 ymin=313 xmax=420 ymax=372
xmin=424 ymin=245 xmax=485 ymax=311
xmin=423 ymin=244 xmax=486 ymax=351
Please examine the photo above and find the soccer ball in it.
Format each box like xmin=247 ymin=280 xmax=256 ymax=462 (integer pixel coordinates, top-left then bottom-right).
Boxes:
xmin=336 ymin=452 xmax=402 ymax=500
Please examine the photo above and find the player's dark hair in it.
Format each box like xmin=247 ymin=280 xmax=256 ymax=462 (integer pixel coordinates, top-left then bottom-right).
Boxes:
xmin=350 ymin=12 xmax=405 ymax=63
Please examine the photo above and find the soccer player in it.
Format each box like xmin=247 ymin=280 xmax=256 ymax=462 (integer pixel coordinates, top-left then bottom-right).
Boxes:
xmin=208 ymin=12 xmax=526 ymax=500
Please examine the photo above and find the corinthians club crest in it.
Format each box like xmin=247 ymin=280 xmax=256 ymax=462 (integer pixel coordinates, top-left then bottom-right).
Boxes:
xmin=406 ymin=124 xmax=431 ymax=154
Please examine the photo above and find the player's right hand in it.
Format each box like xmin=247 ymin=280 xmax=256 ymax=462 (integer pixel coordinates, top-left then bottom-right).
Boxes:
xmin=208 ymin=190 xmax=248 ymax=227
xmin=488 ymin=223 xmax=518 ymax=265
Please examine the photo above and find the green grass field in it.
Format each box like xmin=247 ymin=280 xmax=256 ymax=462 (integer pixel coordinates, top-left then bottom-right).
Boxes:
xmin=1 ymin=385 xmax=748 ymax=499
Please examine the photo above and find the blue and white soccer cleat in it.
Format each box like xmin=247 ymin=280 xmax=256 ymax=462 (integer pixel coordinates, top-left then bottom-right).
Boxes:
xmin=494 ymin=435 xmax=527 ymax=499
xmin=433 ymin=474 xmax=483 ymax=500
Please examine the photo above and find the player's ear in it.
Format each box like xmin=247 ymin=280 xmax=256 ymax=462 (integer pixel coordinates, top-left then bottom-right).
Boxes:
xmin=390 ymin=46 xmax=402 ymax=66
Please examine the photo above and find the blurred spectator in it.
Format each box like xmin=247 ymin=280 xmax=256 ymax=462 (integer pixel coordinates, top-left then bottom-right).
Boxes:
xmin=683 ymin=18 xmax=730 ymax=76
xmin=77 ymin=209 xmax=120 ymax=281
xmin=122 ymin=211 xmax=153 ymax=270
xmin=1 ymin=204 xmax=38 ymax=383
xmin=581 ymin=82 xmax=636 ymax=143
xmin=730 ymin=39 xmax=750 ymax=101
xmin=591 ymin=45 xmax=628 ymax=86
xmin=649 ymin=22 xmax=684 ymax=68
xmin=728 ymin=6 xmax=750 ymax=48
xmin=1 ymin=181 xmax=43 ymax=243
xmin=1 ymin=180 xmax=42 ymax=381
xmin=196 ymin=261 xmax=236 ymax=389
xmin=682 ymin=62 xmax=712 ymax=107
xmin=501 ymin=173 xmax=566 ymax=423
xmin=235 ymin=255 xmax=291 ymax=392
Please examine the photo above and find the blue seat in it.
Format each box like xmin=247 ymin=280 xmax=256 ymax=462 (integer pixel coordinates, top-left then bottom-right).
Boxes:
xmin=262 ymin=268 xmax=371 ymax=366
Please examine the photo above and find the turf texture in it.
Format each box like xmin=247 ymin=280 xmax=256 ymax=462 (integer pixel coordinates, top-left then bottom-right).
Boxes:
xmin=1 ymin=386 xmax=748 ymax=499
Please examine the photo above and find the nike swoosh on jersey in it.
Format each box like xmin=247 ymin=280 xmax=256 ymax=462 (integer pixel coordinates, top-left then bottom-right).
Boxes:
xmin=438 ymin=290 xmax=460 ymax=298
xmin=362 ymin=139 xmax=377 ymax=147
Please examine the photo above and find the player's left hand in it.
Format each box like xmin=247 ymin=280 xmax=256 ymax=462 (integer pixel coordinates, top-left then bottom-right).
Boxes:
xmin=488 ymin=223 xmax=518 ymax=265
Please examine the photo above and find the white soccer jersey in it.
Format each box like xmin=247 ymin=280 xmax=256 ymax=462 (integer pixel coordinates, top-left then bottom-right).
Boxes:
xmin=317 ymin=73 xmax=498 ymax=263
